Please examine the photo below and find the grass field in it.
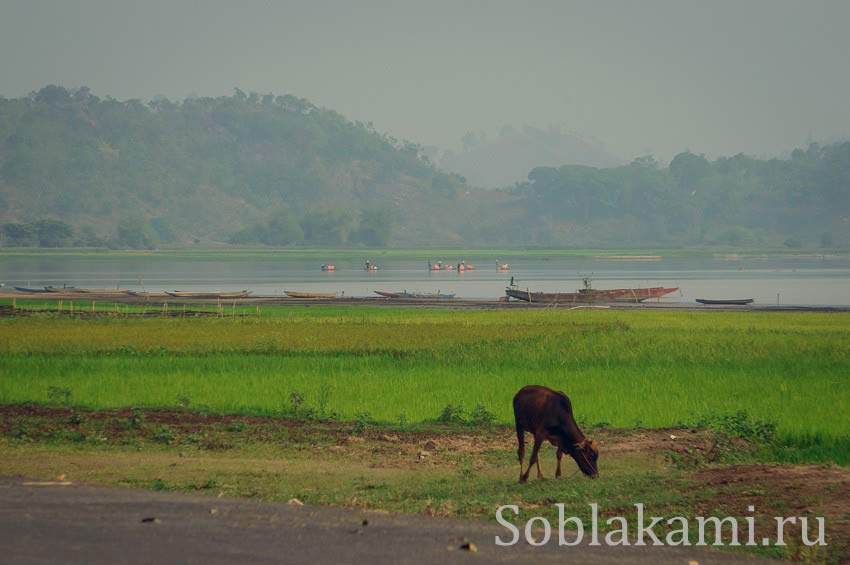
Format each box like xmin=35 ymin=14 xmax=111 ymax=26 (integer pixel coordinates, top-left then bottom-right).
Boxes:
xmin=1 ymin=306 xmax=849 ymax=463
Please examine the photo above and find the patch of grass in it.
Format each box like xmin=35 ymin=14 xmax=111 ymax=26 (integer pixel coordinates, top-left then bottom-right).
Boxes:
xmin=1 ymin=421 xmax=845 ymax=561
xmin=1 ymin=308 xmax=848 ymax=464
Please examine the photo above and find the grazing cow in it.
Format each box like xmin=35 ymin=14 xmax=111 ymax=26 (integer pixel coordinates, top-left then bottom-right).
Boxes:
xmin=513 ymin=385 xmax=599 ymax=482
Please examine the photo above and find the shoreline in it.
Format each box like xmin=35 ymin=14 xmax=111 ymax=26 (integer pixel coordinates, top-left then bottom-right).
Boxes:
xmin=2 ymin=290 xmax=849 ymax=313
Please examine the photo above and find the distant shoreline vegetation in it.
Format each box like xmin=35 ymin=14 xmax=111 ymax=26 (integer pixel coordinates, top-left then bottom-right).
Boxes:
xmin=1 ymin=85 xmax=848 ymax=249
xmin=1 ymin=245 xmax=847 ymax=259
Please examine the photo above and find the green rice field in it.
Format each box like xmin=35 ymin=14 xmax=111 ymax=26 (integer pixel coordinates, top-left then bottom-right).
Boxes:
xmin=1 ymin=305 xmax=849 ymax=461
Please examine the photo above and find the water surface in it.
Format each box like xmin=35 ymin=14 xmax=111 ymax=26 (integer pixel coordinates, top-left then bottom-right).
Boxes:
xmin=1 ymin=253 xmax=849 ymax=306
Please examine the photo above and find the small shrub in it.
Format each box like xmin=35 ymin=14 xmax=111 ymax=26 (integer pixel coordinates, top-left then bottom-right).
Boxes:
xmin=67 ymin=412 xmax=86 ymax=426
xmin=288 ymin=391 xmax=305 ymax=416
xmin=352 ymin=412 xmax=372 ymax=435
xmin=437 ymin=404 xmax=466 ymax=424
xmin=152 ymin=425 xmax=177 ymax=444
xmin=469 ymin=404 xmax=496 ymax=426
xmin=225 ymin=422 xmax=245 ymax=433
xmin=150 ymin=479 xmax=170 ymax=491
xmin=127 ymin=409 xmax=145 ymax=430
xmin=693 ymin=411 xmax=777 ymax=443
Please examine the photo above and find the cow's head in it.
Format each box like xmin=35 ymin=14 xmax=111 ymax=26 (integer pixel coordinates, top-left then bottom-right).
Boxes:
xmin=570 ymin=439 xmax=599 ymax=478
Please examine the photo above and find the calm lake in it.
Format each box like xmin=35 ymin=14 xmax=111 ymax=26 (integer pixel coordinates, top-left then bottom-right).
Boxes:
xmin=1 ymin=253 xmax=849 ymax=306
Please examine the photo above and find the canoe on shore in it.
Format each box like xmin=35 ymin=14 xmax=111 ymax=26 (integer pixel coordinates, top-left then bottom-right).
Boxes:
xmin=506 ymin=286 xmax=679 ymax=304
xmin=164 ymin=290 xmax=252 ymax=299
xmin=375 ymin=290 xmax=456 ymax=299
xmin=127 ymin=291 xmax=171 ymax=298
xmin=14 ymin=287 xmax=52 ymax=293
xmin=284 ymin=291 xmax=338 ymax=299
xmin=45 ymin=286 xmax=130 ymax=294
xmin=696 ymin=298 xmax=754 ymax=305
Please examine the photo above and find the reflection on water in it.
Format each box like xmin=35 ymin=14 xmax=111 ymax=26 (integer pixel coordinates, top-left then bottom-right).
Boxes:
xmin=1 ymin=254 xmax=849 ymax=306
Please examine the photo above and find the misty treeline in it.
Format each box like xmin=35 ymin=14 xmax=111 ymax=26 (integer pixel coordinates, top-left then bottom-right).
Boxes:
xmin=0 ymin=86 xmax=848 ymax=249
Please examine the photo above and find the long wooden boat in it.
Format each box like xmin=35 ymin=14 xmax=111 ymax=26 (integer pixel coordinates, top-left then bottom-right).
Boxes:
xmin=164 ymin=290 xmax=252 ymax=299
xmin=127 ymin=291 xmax=171 ymax=298
xmin=696 ymin=298 xmax=754 ymax=305
xmin=45 ymin=286 xmax=130 ymax=294
xmin=14 ymin=286 xmax=51 ymax=293
xmin=376 ymin=290 xmax=455 ymax=299
xmin=506 ymin=286 xmax=678 ymax=304
xmin=285 ymin=291 xmax=338 ymax=299
xmin=581 ymin=287 xmax=679 ymax=302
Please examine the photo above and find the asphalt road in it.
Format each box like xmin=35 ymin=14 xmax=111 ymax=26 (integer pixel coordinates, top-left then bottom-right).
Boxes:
xmin=0 ymin=476 xmax=775 ymax=564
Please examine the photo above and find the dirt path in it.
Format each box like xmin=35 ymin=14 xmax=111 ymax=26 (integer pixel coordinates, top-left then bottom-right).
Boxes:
xmin=0 ymin=476 xmax=774 ymax=564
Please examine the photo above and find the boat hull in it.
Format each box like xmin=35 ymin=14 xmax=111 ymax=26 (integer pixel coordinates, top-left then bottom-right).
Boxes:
xmin=165 ymin=291 xmax=252 ymax=299
xmin=285 ymin=291 xmax=337 ymax=299
xmin=506 ymin=287 xmax=678 ymax=304
xmin=45 ymin=287 xmax=130 ymax=294
xmin=375 ymin=290 xmax=455 ymax=299
xmin=14 ymin=287 xmax=51 ymax=293
xmin=696 ymin=298 xmax=754 ymax=305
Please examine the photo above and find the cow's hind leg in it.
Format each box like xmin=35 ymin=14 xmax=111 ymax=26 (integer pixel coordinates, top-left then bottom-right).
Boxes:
xmin=521 ymin=435 xmax=543 ymax=482
xmin=516 ymin=425 xmax=526 ymax=483
xmin=555 ymin=447 xmax=564 ymax=478
xmin=535 ymin=444 xmax=544 ymax=479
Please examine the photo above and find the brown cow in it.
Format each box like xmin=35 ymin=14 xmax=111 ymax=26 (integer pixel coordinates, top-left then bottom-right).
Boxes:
xmin=513 ymin=385 xmax=599 ymax=482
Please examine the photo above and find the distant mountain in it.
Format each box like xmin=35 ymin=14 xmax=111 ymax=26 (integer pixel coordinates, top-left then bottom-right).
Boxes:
xmin=1 ymin=86 xmax=848 ymax=249
xmin=439 ymin=125 xmax=622 ymax=188
xmin=0 ymin=85 xmax=470 ymax=247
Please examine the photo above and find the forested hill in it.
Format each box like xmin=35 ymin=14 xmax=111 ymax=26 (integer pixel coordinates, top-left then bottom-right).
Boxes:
xmin=0 ymin=85 xmax=848 ymax=249
xmin=510 ymin=146 xmax=850 ymax=247
xmin=0 ymin=85 xmax=470 ymax=247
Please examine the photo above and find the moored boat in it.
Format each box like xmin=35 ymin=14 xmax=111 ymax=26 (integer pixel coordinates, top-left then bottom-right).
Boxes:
xmin=375 ymin=290 xmax=455 ymax=299
xmin=14 ymin=286 xmax=51 ymax=293
xmin=374 ymin=291 xmax=401 ymax=298
xmin=127 ymin=291 xmax=171 ymax=298
xmin=45 ymin=286 xmax=130 ymax=294
xmin=285 ymin=291 xmax=338 ymax=299
xmin=506 ymin=282 xmax=678 ymax=304
xmin=164 ymin=290 xmax=252 ymax=299
xmin=696 ymin=298 xmax=754 ymax=305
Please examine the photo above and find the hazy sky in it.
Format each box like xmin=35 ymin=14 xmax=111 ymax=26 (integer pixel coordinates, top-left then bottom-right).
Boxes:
xmin=2 ymin=0 xmax=849 ymax=161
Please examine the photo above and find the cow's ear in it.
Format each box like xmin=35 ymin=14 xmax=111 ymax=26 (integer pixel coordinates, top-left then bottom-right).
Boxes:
xmin=590 ymin=440 xmax=598 ymax=450
xmin=574 ymin=439 xmax=588 ymax=449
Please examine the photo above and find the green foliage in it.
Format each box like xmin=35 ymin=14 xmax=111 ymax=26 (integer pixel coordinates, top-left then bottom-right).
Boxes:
xmin=437 ymin=404 xmax=467 ymax=424
xmin=3 ymin=85 xmax=848 ymax=247
xmin=352 ymin=411 xmax=373 ymax=434
xmin=469 ymin=403 xmax=497 ymax=426
xmin=2 ymin=220 xmax=74 ymax=247
xmin=0 ymin=85 xmax=456 ymax=247
xmin=691 ymin=411 xmax=778 ymax=443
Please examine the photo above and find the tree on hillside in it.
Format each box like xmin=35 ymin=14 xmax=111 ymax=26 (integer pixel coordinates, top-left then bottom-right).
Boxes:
xmin=2 ymin=223 xmax=38 ymax=246
xmin=355 ymin=207 xmax=396 ymax=246
xmin=266 ymin=208 xmax=304 ymax=245
xmin=32 ymin=219 xmax=74 ymax=247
